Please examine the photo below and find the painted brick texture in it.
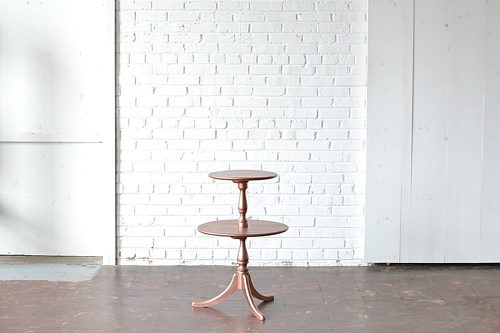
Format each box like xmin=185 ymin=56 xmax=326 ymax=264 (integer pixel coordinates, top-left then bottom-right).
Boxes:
xmin=116 ymin=0 xmax=367 ymax=266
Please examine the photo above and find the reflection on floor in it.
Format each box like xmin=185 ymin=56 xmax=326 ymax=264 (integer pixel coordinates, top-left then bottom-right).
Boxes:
xmin=0 ymin=264 xmax=101 ymax=282
xmin=0 ymin=265 xmax=499 ymax=332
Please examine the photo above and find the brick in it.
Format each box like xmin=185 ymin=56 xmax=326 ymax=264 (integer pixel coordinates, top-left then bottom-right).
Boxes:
xmin=217 ymin=1 xmax=250 ymax=11
xmin=116 ymin=0 xmax=367 ymax=267
xmin=152 ymin=1 xmax=184 ymax=10
xmin=185 ymin=1 xmax=216 ymax=11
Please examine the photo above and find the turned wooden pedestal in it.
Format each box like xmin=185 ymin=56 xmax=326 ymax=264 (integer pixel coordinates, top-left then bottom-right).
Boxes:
xmin=192 ymin=170 xmax=288 ymax=321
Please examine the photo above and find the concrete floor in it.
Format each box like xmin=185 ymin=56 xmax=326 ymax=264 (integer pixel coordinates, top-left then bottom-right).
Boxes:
xmin=0 ymin=265 xmax=499 ymax=332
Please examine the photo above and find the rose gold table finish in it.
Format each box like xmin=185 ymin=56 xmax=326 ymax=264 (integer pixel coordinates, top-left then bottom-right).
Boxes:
xmin=209 ymin=170 xmax=277 ymax=228
xmin=192 ymin=170 xmax=288 ymax=321
xmin=198 ymin=220 xmax=288 ymax=238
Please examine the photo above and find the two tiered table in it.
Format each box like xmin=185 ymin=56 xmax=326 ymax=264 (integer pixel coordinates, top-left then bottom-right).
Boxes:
xmin=192 ymin=170 xmax=288 ymax=321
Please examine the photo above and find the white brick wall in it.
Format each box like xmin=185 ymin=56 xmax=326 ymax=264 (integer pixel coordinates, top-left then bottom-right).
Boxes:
xmin=116 ymin=0 xmax=367 ymax=266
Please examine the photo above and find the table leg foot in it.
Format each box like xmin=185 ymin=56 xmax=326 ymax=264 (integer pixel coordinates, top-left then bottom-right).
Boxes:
xmin=242 ymin=274 xmax=265 ymax=321
xmin=247 ymin=275 xmax=274 ymax=302
xmin=192 ymin=273 xmax=238 ymax=308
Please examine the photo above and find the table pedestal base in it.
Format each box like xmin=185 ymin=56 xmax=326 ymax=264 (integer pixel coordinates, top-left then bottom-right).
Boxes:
xmin=192 ymin=237 xmax=273 ymax=321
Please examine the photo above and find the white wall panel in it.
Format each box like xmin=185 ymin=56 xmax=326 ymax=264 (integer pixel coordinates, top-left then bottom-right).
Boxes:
xmin=367 ymin=0 xmax=500 ymax=263
xmin=365 ymin=0 xmax=414 ymax=262
xmin=480 ymin=0 xmax=500 ymax=262
xmin=0 ymin=144 xmax=106 ymax=256
xmin=0 ymin=0 xmax=115 ymax=263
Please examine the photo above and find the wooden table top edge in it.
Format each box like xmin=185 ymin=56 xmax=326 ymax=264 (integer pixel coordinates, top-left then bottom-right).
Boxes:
xmin=208 ymin=170 xmax=278 ymax=182
xmin=197 ymin=220 xmax=289 ymax=238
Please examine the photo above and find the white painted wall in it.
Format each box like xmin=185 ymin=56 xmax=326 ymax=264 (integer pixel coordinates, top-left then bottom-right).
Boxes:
xmin=116 ymin=0 xmax=368 ymax=266
xmin=0 ymin=0 xmax=115 ymax=263
xmin=366 ymin=0 xmax=500 ymax=263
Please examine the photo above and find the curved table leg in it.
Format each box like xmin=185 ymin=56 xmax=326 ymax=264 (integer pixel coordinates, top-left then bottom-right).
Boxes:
xmin=247 ymin=275 xmax=274 ymax=302
xmin=242 ymin=274 xmax=265 ymax=321
xmin=192 ymin=274 xmax=238 ymax=308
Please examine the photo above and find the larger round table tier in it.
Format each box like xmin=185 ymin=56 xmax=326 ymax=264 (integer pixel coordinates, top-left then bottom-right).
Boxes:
xmin=198 ymin=219 xmax=288 ymax=238
xmin=208 ymin=170 xmax=277 ymax=182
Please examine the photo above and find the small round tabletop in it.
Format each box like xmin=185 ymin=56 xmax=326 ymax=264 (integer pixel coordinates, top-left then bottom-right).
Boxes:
xmin=198 ymin=219 xmax=288 ymax=238
xmin=209 ymin=170 xmax=277 ymax=182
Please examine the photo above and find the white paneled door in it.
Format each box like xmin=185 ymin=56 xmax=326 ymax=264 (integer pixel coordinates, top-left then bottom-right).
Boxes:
xmin=366 ymin=0 xmax=500 ymax=263
xmin=0 ymin=1 xmax=115 ymax=263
